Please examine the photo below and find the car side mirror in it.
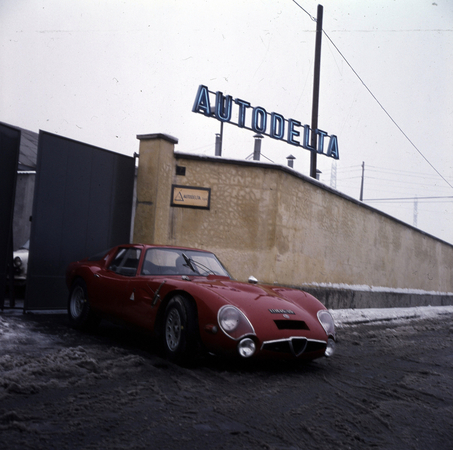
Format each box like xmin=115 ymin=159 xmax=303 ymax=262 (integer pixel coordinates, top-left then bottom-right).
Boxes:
xmin=248 ymin=276 xmax=258 ymax=284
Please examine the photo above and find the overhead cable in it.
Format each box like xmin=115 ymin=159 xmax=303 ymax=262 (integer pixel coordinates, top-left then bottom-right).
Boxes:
xmin=291 ymin=1 xmax=453 ymax=190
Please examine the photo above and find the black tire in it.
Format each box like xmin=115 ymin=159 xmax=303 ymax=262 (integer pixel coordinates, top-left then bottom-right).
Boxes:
xmin=163 ymin=295 xmax=200 ymax=363
xmin=68 ymin=279 xmax=100 ymax=330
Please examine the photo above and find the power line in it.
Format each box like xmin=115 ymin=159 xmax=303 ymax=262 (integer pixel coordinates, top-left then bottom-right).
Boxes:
xmin=366 ymin=165 xmax=453 ymax=181
xmin=290 ymin=1 xmax=453 ymax=190
xmin=321 ymin=31 xmax=453 ymax=190
xmin=365 ymin=196 xmax=453 ymax=202
xmin=339 ymin=166 xmax=453 ymax=189
xmin=291 ymin=0 xmax=316 ymax=21
xmin=339 ymin=168 xmax=453 ymax=193
xmin=364 ymin=175 xmax=451 ymax=188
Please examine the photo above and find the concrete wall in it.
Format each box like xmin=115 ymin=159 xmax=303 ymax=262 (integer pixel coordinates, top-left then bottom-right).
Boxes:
xmin=133 ymin=134 xmax=453 ymax=308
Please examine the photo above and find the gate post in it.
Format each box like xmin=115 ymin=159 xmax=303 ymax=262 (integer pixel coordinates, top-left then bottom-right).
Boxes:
xmin=134 ymin=133 xmax=178 ymax=244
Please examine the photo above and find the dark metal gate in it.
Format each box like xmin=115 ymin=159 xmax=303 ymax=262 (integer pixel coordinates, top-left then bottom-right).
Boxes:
xmin=25 ymin=131 xmax=135 ymax=310
xmin=0 ymin=124 xmax=21 ymax=310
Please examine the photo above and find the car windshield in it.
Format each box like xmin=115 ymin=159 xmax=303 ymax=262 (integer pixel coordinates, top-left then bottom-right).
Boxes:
xmin=141 ymin=248 xmax=231 ymax=277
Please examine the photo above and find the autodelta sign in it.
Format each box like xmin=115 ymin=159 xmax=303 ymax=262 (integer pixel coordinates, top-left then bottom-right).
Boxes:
xmin=192 ymin=84 xmax=339 ymax=160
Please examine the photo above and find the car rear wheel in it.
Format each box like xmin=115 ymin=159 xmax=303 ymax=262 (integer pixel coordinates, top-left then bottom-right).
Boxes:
xmin=68 ymin=279 xmax=100 ymax=330
xmin=163 ymin=295 xmax=199 ymax=363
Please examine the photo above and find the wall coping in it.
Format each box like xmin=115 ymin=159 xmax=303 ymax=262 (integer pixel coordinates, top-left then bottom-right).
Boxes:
xmin=174 ymin=150 xmax=453 ymax=249
xmin=136 ymin=133 xmax=179 ymax=144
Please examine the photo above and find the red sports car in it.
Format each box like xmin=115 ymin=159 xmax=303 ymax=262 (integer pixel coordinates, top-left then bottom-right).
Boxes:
xmin=66 ymin=244 xmax=336 ymax=362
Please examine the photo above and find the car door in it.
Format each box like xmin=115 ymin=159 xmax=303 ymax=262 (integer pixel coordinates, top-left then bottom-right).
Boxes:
xmin=120 ymin=247 xmax=179 ymax=330
xmin=120 ymin=275 xmax=163 ymax=330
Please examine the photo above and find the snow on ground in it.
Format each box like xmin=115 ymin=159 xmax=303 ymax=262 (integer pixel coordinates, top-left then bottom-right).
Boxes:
xmin=0 ymin=313 xmax=148 ymax=399
xmin=0 ymin=313 xmax=58 ymax=351
xmin=1 ymin=305 xmax=452 ymax=449
xmin=0 ymin=305 xmax=452 ymax=399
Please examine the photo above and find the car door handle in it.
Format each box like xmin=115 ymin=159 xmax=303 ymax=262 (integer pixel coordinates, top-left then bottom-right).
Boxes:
xmin=94 ymin=274 xmax=100 ymax=278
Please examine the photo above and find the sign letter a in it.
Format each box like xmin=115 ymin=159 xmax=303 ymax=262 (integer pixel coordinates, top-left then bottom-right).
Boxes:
xmin=192 ymin=85 xmax=211 ymax=116
xmin=326 ymin=135 xmax=339 ymax=159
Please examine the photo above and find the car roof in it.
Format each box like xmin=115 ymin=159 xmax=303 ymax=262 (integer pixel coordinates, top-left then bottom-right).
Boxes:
xmin=121 ymin=243 xmax=213 ymax=253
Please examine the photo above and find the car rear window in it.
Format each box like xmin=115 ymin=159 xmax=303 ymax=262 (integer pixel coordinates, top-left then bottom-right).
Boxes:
xmin=108 ymin=248 xmax=141 ymax=277
xmin=88 ymin=248 xmax=111 ymax=261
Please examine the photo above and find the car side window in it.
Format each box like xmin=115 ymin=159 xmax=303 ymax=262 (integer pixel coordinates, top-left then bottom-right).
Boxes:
xmin=108 ymin=248 xmax=141 ymax=277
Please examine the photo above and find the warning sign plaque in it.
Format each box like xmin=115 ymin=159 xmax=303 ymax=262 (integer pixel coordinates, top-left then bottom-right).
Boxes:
xmin=171 ymin=185 xmax=211 ymax=209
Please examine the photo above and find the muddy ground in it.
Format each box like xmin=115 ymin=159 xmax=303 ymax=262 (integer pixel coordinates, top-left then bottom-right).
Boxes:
xmin=1 ymin=309 xmax=452 ymax=450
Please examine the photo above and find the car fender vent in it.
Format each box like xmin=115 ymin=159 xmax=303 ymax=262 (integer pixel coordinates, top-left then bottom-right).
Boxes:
xmin=274 ymin=320 xmax=309 ymax=331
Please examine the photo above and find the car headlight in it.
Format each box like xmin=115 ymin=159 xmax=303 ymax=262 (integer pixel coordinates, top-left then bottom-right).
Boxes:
xmin=317 ymin=310 xmax=336 ymax=339
xmin=14 ymin=256 xmax=22 ymax=268
xmin=218 ymin=305 xmax=255 ymax=340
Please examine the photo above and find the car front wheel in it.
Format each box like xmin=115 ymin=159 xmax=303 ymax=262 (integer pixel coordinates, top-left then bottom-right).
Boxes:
xmin=163 ymin=295 xmax=199 ymax=363
xmin=68 ymin=279 xmax=100 ymax=330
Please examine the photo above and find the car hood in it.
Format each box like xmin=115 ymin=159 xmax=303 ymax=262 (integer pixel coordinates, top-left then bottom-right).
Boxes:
xmin=191 ymin=276 xmax=326 ymax=336
xmin=194 ymin=277 xmax=317 ymax=307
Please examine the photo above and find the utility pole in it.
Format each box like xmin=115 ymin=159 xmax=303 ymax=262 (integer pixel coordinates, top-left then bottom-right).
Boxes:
xmin=359 ymin=161 xmax=365 ymax=201
xmin=310 ymin=4 xmax=323 ymax=179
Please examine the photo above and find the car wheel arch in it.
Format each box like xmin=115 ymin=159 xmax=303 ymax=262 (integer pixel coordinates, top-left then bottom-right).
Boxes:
xmin=67 ymin=277 xmax=101 ymax=330
xmin=154 ymin=290 xmax=198 ymax=338
xmin=158 ymin=291 xmax=203 ymax=363
xmin=69 ymin=275 xmax=93 ymax=302
xmin=70 ymin=275 xmax=86 ymax=288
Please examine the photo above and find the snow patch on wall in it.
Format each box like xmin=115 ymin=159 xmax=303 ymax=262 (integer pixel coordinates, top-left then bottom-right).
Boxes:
xmin=331 ymin=305 xmax=453 ymax=326
xmin=303 ymin=282 xmax=453 ymax=297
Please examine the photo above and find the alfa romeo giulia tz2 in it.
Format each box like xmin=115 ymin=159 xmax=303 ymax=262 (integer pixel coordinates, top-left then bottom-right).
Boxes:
xmin=66 ymin=244 xmax=336 ymax=362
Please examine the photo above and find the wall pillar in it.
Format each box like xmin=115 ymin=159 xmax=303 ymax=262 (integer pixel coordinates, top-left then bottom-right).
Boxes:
xmin=133 ymin=133 xmax=178 ymax=244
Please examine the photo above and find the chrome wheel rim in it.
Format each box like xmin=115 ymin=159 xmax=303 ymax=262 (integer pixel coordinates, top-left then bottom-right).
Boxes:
xmin=70 ymin=286 xmax=85 ymax=318
xmin=165 ymin=308 xmax=182 ymax=351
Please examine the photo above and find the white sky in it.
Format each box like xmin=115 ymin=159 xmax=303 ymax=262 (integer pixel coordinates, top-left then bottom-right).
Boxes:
xmin=1 ymin=0 xmax=452 ymax=244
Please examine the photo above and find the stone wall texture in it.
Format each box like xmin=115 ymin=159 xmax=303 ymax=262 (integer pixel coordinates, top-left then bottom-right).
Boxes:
xmin=133 ymin=135 xmax=453 ymax=308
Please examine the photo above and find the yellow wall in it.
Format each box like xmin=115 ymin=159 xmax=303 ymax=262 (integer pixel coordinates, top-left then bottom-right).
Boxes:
xmin=133 ymin=134 xmax=453 ymax=294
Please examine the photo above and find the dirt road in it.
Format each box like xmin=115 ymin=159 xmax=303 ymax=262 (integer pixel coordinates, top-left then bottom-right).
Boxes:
xmin=1 ymin=310 xmax=452 ymax=449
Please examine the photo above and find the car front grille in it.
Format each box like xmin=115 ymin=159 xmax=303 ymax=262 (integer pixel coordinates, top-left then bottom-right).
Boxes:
xmin=261 ymin=337 xmax=326 ymax=357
